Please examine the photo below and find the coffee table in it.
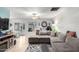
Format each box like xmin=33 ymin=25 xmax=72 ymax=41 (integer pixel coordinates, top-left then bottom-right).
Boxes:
xmin=28 ymin=35 xmax=51 ymax=44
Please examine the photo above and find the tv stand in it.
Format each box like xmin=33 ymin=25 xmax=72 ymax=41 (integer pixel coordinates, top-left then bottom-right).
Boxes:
xmin=0 ymin=34 xmax=15 ymax=51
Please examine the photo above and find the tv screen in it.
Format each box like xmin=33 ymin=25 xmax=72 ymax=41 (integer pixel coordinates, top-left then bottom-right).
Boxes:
xmin=0 ymin=17 xmax=9 ymax=30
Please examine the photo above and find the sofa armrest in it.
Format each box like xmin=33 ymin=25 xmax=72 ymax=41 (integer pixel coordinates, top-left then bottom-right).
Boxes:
xmin=51 ymin=37 xmax=64 ymax=43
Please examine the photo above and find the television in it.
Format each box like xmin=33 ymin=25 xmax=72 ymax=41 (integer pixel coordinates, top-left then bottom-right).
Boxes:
xmin=0 ymin=17 xmax=9 ymax=30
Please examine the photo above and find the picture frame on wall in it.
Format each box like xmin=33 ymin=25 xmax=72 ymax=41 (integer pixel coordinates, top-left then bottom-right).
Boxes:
xmin=28 ymin=22 xmax=36 ymax=32
xmin=23 ymin=24 xmax=25 ymax=30
xmin=14 ymin=23 xmax=25 ymax=31
xmin=14 ymin=23 xmax=20 ymax=31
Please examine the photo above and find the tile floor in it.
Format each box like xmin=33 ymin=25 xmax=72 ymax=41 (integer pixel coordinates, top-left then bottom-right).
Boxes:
xmin=6 ymin=36 xmax=28 ymax=52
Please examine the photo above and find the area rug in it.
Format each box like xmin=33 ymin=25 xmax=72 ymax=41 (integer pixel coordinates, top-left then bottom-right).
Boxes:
xmin=25 ymin=44 xmax=52 ymax=52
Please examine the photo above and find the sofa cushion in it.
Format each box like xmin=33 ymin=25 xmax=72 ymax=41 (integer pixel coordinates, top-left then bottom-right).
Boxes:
xmin=66 ymin=31 xmax=77 ymax=38
xmin=51 ymin=31 xmax=55 ymax=37
xmin=51 ymin=37 xmax=64 ymax=43
xmin=51 ymin=32 xmax=66 ymax=43
xmin=53 ymin=43 xmax=74 ymax=52
xmin=39 ymin=31 xmax=51 ymax=35
xmin=57 ymin=32 xmax=66 ymax=42
xmin=66 ymin=37 xmax=79 ymax=51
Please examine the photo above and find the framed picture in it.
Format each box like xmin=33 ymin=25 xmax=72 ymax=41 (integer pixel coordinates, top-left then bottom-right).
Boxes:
xmin=28 ymin=22 xmax=36 ymax=32
xmin=14 ymin=23 xmax=20 ymax=31
xmin=14 ymin=23 xmax=25 ymax=31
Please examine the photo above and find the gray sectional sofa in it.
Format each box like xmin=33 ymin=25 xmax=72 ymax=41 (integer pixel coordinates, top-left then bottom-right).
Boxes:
xmin=28 ymin=30 xmax=79 ymax=52
xmin=51 ymin=33 xmax=79 ymax=52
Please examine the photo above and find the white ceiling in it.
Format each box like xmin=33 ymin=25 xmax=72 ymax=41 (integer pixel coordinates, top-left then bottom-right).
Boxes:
xmin=10 ymin=7 xmax=62 ymax=19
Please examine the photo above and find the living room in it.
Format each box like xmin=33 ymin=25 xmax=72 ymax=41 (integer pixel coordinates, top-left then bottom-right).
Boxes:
xmin=0 ymin=7 xmax=79 ymax=52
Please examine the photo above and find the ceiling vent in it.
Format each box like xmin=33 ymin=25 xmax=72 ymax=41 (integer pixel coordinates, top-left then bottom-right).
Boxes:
xmin=50 ymin=7 xmax=60 ymax=11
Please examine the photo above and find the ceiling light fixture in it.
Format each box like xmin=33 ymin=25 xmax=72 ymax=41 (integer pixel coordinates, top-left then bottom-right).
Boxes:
xmin=32 ymin=13 xmax=40 ymax=20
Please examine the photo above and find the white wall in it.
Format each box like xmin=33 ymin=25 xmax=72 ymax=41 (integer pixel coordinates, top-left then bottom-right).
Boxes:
xmin=56 ymin=7 xmax=79 ymax=37
xmin=9 ymin=18 xmax=53 ymax=33
xmin=9 ymin=8 xmax=53 ymax=36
